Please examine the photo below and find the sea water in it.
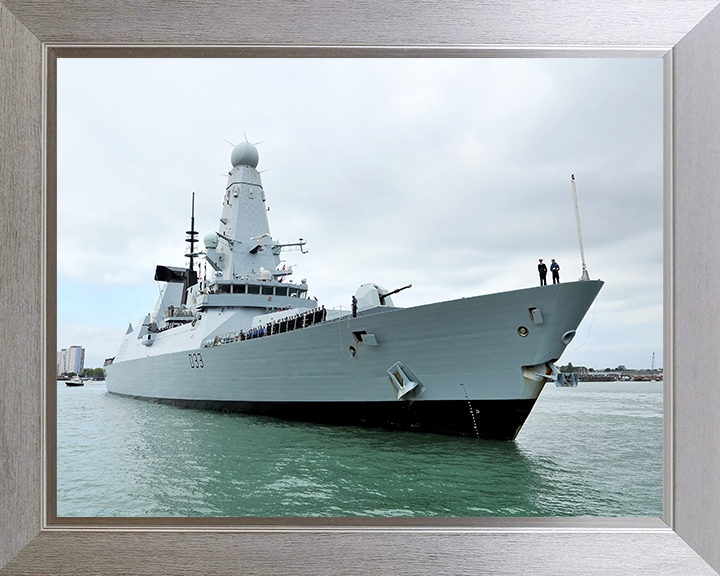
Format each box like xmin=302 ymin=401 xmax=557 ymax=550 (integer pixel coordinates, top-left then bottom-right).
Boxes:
xmin=56 ymin=380 xmax=662 ymax=517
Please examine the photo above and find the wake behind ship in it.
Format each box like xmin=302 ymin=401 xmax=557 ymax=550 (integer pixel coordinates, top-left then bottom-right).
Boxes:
xmin=105 ymin=141 xmax=603 ymax=440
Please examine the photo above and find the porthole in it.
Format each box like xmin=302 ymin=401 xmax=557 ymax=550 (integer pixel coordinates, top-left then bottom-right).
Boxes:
xmin=517 ymin=326 xmax=529 ymax=337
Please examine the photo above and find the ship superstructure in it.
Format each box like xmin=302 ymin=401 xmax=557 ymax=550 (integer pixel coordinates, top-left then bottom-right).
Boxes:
xmin=105 ymin=141 xmax=603 ymax=440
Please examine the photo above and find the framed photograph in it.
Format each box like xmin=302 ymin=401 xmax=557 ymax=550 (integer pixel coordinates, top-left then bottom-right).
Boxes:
xmin=2 ymin=1 xmax=720 ymax=574
xmin=54 ymin=57 xmax=663 ymax=520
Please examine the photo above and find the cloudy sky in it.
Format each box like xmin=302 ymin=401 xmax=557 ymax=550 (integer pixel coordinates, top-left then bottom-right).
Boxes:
xmin=57 ymin=58 xmax=663 ymax=370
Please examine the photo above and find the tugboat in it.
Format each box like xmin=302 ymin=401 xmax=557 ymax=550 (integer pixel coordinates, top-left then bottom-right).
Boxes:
xmin=105 ymin=140 xmax=603 ymax=440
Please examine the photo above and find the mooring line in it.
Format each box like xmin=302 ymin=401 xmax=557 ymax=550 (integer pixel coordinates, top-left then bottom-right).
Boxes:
xmin=569 ymin=297 xmax=599 ymax=350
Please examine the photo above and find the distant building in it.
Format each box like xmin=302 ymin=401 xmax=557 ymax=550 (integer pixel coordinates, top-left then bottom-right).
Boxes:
xmin=56 ymin=349 xmax=67 ymax=375
xmin=57 ymin=346 xmax=85 ymax=375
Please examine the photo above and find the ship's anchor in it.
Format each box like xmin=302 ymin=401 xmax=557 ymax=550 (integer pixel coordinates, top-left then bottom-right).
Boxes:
xmin=522 ymin=363 xmax=578 ymax=387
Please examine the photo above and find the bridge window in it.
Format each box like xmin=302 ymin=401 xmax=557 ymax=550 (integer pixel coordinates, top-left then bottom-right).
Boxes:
xmin=248 ymin=284 xmax=260 ymax=295
xmin=262 ymin=285 xmax=273 ymax=295
xmin=276 ymin=286 xmax=288 ymax=296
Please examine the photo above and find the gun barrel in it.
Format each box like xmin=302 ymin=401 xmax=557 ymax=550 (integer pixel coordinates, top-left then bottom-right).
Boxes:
xmin=379 ymin=284 xmax=412 ymax=302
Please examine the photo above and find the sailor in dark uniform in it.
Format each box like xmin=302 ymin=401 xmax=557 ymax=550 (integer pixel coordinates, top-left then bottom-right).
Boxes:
xmin=352 ymin=295 xmax=358 ymax=318
xmin=550 ymin=259 xmax=560 ymax=284
xmin=538 ymin=259 xmax=547 ymax=286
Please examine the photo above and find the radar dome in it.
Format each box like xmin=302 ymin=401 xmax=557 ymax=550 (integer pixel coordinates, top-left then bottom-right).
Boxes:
xmin=230 ymin=141 xmax=259 ymax=168
xmin=203 ymin=232 xmax=219 ymax=249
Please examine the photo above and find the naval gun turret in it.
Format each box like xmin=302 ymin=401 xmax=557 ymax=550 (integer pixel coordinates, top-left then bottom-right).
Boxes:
xmin=379 ymin=284 xmax=412 ymax=305
xmin=354 ymin=283 xmax=412 ymax=310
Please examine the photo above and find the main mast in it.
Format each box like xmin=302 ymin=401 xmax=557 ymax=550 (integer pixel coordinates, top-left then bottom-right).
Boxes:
xmin=182 ymin=192 xmax=198 ymax=305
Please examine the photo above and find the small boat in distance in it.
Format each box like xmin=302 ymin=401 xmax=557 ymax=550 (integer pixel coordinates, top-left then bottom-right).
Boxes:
xmin=105 ymin=140 xmax=603 ymax=440
xmin=66 ymin=376 xmax=84 ymax=387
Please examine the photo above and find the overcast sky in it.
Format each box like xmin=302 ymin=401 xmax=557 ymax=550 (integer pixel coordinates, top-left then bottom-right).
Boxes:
xmin=57 ymin=58 xmax=663 ymax=370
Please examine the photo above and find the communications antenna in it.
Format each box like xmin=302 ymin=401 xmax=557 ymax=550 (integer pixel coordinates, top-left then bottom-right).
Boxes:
xmin=571 ymin=174 xmax=590 ymax=281
xmin=181 ymin=192 xmax=198 ymax=305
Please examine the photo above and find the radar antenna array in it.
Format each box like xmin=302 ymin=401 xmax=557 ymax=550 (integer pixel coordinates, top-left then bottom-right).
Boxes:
xmin=241 ymin=132 xmax=264 ymax=146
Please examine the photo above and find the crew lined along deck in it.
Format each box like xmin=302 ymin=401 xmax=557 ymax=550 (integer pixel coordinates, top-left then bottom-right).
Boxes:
xmin=203 ymin=305 xmax=328 ymax=348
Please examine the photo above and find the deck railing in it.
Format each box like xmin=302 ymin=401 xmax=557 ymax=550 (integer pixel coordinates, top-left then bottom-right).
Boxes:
xmin=203 ymin=307 xmax=328 ymax=348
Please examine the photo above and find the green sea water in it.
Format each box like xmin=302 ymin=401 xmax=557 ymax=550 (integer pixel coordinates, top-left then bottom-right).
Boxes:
xmin=57 ymin=380 xmax=663 ymax=517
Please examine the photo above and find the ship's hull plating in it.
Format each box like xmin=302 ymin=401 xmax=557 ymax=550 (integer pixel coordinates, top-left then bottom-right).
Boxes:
xmin=106 ymin=280 xmax=603 ymax=439
xmin=110 ymin=395 xmax=537 ymax=440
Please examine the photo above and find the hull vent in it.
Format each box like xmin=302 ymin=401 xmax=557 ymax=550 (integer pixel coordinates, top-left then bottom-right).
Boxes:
xmin=387 ymin=362 xmax=424 ymax=401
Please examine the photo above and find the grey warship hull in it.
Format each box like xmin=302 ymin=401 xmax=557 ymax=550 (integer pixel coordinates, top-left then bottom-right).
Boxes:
xmin=106 ymin=280 xmax=602 ymax=440
xmin=105 ymin=139 xmax=603 ymax=440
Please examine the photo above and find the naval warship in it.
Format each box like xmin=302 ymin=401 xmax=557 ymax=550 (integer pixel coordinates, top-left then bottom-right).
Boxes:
xmin=104 ymin=141 xmax=603 ymax=440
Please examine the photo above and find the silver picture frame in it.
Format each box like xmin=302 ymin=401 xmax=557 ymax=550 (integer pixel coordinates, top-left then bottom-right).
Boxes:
xmin=2 ymin=1 xmax=720 ymax=574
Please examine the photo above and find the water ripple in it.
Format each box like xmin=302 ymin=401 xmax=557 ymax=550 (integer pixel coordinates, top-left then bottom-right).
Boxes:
xmin=57 ymin=381 xmax=662 ymax=517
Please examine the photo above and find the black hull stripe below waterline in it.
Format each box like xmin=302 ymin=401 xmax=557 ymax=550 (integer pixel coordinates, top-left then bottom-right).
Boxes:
xmin=108 ymin=393 xmax=538 ymax=441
